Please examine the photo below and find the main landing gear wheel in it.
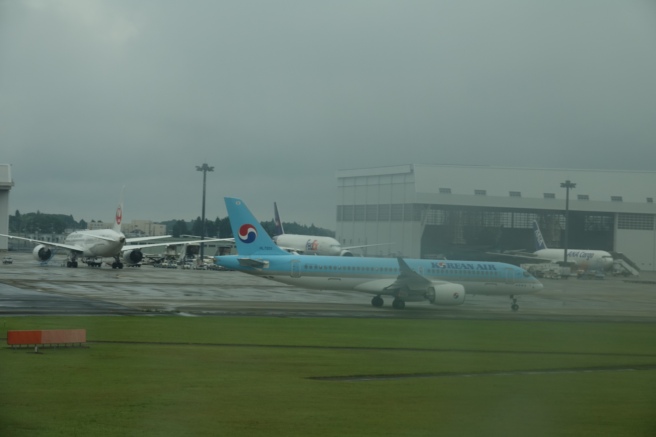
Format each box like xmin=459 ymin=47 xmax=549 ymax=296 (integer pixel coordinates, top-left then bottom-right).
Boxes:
xmin=371 ymin=296 xmax=384 ymax=308
xmin=392 ymin=298 xmax=406 ymax=310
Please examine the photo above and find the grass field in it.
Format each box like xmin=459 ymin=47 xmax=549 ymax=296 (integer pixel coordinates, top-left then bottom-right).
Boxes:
xmin=1 ymin=316 xmax=655 ymax=436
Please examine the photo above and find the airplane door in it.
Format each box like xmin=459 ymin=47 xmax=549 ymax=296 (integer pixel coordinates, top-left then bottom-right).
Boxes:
xmin=290 ymin=260 xmax=301 ymax=278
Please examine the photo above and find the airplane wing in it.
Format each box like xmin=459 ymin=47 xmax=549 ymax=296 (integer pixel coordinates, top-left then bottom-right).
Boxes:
xmin=342 ymin=243 xmax=393 ymax=251
xmin=125 ymin=235 xmax=173 ymax=243
xmin=276 ymin=244 xmax=302 ymax=254
xmin=0 ymin=233 xmax=83 ymax=252
xmin=484 ymin=251 xmax=553 ymax=264
xmin=354 ymin=258 xmax=435 ymax=294
xmin=355 ymin=258 xmax=456 ymax=297
xmin=121 ymin=238 xmax=232 ymax=251
xmin=378 ymin=257 xmax=433 ymax=292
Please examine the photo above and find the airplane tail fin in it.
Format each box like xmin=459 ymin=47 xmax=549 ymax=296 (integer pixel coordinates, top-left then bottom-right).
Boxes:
xmin=225 ymin=197 xmax=288 ymax=256
xmin=532 ymin=220 xmax=548 ymax=251
xmin=114 ymin=186 xmax=125 ymax=233
xmin=273 ymin=202 xmax=285 ymax=236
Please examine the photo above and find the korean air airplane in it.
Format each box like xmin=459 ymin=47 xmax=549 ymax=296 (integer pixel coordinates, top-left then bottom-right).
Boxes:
xmin=215 ymin=198 xmax=543 ymax=311
xmin=1 ymin=191 xmax=227 ymax=269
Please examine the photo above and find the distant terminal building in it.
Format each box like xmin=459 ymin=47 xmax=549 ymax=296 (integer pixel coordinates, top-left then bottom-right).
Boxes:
xmin=0 ymin=164 xmax=13 ymax=251
xmin=336 ymin=164 xmax=656 ymax=271
xmin=122 ymin=220 xmax=167 ymax=237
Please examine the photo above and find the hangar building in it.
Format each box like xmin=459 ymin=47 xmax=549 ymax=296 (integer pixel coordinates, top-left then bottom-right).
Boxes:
xmin=0 ymin=164 xmax=13 ymax=251
xmin=336 ymin=164 xmax=656 ymax=271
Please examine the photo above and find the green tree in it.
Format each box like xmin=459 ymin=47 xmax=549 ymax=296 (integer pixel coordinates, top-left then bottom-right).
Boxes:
xmin=171 ymin=220 xmax=188 ymax=238
xmin=218 ymin=217 xmax=232 ymax=238
xmin=191 ymin=217 xmax=202 ymax=237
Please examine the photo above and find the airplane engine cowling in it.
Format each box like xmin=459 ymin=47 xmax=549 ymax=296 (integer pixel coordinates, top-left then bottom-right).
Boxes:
xmin=426 ymin=283 xmax=466 ymax=306
xmin=33 ymin=244 xmax=53 ymax=261
xmin=122 ymin=250 xmax=144 ymax=265
xmin=340 ymin=250 xmax=354 ymax=257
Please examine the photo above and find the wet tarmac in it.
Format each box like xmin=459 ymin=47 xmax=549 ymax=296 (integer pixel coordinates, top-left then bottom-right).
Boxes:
xmin=1 ymin=252 xmax=655 ymax=322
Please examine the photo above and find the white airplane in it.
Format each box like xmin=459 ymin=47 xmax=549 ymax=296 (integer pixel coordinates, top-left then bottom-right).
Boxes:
xmin=0 ymin=196 xmax=227 ymax=269
xmin=272 ymin=202 xmax=390 ymax=256
xmin=215 ymin=197 xmax=543 ymax=311
xmin=489 ymin=220 xmax=614 ymax=271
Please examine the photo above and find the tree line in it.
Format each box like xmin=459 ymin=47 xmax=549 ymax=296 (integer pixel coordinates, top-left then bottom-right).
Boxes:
xmin=165 ymin=217 xmax=334 ymax=238
xmin=9 ymin=211 xmax=86 ymax=234
xmin=8 ymin=211 xmax=334 ymax=238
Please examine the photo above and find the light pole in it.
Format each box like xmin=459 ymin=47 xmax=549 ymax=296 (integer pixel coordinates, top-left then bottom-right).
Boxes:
xmin=196 ymin=163 xmax=214 ymax=262
xmin=560 ymin=180 xmax=576 ymax=265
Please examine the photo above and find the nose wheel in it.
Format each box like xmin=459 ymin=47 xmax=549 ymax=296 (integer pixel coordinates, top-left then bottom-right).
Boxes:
xmin=112 ymin=256 xmax=124 ymax=269
xmin=510 ymin=295 xmax=519 ymax=312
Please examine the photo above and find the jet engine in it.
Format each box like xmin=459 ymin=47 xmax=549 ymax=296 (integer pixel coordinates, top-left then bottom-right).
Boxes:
xmin=425 ymin=283 xmax=466 ymax=306
xmin=339 ymin=250 xmax=354 ymax=257
xmin=33 ymin=244 xmax=53 ymax=262
xmin=122 ymin=249 xmax=144 ymax=265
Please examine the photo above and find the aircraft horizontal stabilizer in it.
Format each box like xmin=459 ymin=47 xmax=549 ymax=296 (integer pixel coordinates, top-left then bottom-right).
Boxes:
xmin=237 ymin=258 xmax=269 ymax=268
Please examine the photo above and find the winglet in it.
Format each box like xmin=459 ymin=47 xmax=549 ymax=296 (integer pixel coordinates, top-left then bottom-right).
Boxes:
xmin=225 ymin=197 xmax=288 ymax=256
xmin=533 ymin=220 xmax=547 ymax=251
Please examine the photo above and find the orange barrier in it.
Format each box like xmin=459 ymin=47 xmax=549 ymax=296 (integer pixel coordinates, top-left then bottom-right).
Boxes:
xmin=7 ymin=329 xmax=86 ymax=348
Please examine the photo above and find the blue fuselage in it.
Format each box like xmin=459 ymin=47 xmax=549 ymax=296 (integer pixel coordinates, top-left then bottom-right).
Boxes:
xmin=215 ymin=255 xmax=543 ymax=297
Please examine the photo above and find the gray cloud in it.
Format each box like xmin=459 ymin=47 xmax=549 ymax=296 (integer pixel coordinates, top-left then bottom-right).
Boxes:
xmin=2 ymin=0 xmax=655 ymax=228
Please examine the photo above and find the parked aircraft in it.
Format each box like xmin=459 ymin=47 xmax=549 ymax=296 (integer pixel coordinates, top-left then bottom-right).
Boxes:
xmin=215 ymin=197 xmax=543 ymax=311
xmin=1 ymin=197 xmax=226 ymax=269
xmin=488 ymin=220 xmax=614 ymax=271
xmin=272 ymin=202 xmax=389 ymax=256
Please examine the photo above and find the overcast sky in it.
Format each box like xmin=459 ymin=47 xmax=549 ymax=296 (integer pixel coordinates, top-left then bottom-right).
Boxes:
xmin=2 ymin=1 xmax=655 ymax=229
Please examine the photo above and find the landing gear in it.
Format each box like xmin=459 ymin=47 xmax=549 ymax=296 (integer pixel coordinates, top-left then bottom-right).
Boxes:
xmin=510 ymin=295 xmax=519 ymax=312
xmin=66 ymin=254 xmax=79 ymax=268
xmin=370 ymin=295 xmax=407 ymax=309
xmin=392 ymin=298 xmax=406 ymax=310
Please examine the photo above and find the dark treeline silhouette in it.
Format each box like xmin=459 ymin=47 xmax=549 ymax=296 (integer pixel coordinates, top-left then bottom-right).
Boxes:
xmin=163 ymin=218 xmax=334 ymax=238
xmin=8 ymin=211 xmax=334 ymax=238
xmin=9 ymin=210 xmax=87 ymax=233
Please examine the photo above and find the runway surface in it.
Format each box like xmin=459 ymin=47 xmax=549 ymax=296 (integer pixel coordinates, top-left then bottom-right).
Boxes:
xmin=1 ymin=252 xmax=655 ymax=322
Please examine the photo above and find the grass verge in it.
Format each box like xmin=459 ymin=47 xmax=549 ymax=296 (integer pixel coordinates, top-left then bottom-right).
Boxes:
xmin=1 ymin=316 xmax=655 ymax=436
